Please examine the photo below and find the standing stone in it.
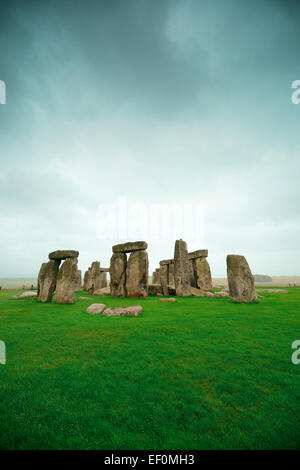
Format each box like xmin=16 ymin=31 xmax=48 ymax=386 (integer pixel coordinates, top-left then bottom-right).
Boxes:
xmin=159 ymin=264 xmax=169 ymax=296
xmin=227 ymin=254 xmax=258 ymax=303
xmin=99 ymin=270 xmax=108 ymax=288
xmin=194 ymin=258 xmax=212 ymax=291
xmin=37 ymin=259 xmax=60 ymax=302
xmin=152 ymin=269 xmax=159 ymax=285
xmin=126 ymin=250 xmax=149 ymax=298
xmin=174 ymin=239 xmax=191 ymax=296
xmin=75 ymin=270 xmax=82 ymax=291
xmin=83 ymin=261 xmax=103 ymax=291
xmin=168 ymin=262 xmax=175 ymax=288
xmin=55 ymin=258 xmax=78 ymax=304
xmin=83 ymin=269 xmax=90 ymax=290
xmin=110 ymin=252 xmax=127 ymax=297
xmin=189 ymin=260 xmax=197 ymax=288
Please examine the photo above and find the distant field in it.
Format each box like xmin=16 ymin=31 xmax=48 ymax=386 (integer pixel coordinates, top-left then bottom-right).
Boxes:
xmin=213 ymin=277 xmax=300 ymax=287
xmin=0 ymin=287 xmax=299 ymax=449
xmin=0 ymin=278 xmax=37 ymax=289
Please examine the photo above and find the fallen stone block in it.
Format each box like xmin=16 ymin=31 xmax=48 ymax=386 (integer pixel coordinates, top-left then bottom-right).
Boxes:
xmin=103 ymin=306 xmax=143 ymax=317
xmin=190 ymin=287 xmax=206 ymax=297
xmin=12 ymin=292 xmax=37 ymax=299
xmin=86 ymin=303 xmax=106 ymax=314
xmin=94 ymin=287 xmax=111 ymax=296
xmin=157 ymin=298 xmax=176 ymax=302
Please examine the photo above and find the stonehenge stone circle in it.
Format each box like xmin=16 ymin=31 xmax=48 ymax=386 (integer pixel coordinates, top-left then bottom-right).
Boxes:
xmin=110 ymin=252 xmax=127 ymax=297
xmin=126 ymin=250 xmax=149 ymax=298
xmin=174 ymin=239 xmax=191 ymax=296
xmin=110 ymin=241 xmax=148 ymax=298
xmin=37 ymin=259 xmax=61 ymax=302
xmin=55 ymin=257 xmax=79 ymax=304
xmin=227 ymin=254 xmax=258 ymax=303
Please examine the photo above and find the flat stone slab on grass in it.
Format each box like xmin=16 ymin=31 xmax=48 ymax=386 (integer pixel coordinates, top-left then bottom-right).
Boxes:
xmin=49 ymin=250 xmax=79 ymax=260
xmin=190 ymin=287 xmax=206 ymax=297
xmin=256 ymin=289 xmax=288 ymax=293
xmin=79 ymin=296 xmax=91 ymax=300
xmin=94 ymin=287 xmax=110 ymax=296
xmin=103 ymin=306 xmax=143 ymax=317
xmin=86 ymin=303 xmax=106 ymax=314
xmin=112 ymin=241 xmax=147 ymax=253
xmin=157 ymin=298 xmax=176 ymax=302
xmin=12 ymin=292 xmax=37 ymax=299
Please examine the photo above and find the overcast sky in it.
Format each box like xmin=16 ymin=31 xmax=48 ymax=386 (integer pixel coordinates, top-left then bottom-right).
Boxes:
xmin=1 ymin=0 xmax=300 ymax=278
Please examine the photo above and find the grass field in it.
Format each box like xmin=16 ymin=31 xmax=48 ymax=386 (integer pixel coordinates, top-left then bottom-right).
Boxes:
xmin=0 ymin=288 xmax=299 ymax=450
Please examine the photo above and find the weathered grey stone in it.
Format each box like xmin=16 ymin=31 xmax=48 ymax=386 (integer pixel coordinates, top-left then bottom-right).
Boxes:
xmin=110 ymin=252 xmax=127 ymax=297
xmin=126 ymin=250 xmax=149 ymax=298
xmin=75 ymin=270 xmax=82 ymax=291
xmin=148 ymin=284 xmax=162 ymax=295
xmin=37 ymin=259 xmax=60 ymax=302
xmin=188 ymin=249 xmax=208 ymax=260
xmin=194 ymin=258 xmax=212 ymax=291
xmin=160 ymin=258 xmax=173 ymax=266
xmin=112 ymin=241 xmax=148 ymax=253
xmin=159 ymin=264 xmax=169 ymax=296
xmin=189 ymin=260 xmax=197 ymax=288
xmin=99 ymin=271 xmax=107 ymax=288
xmin=152 ymin=270 xmax=160 ymax=285
xmin=168 ymin=263 xmax=175 ymax=288
xmin=167 ymin=285 xmax=176 ymax=295
xmin=99 ymin=268 xmax=110 ymax=272
xmin=84 ymin=261 xmax=106 ymax=291
xmin=174 ymin=239 xmax=191 ymax=296
xmin=103 ymin=305 xmax=143 ymax=317
xmin=12 ymin=291 xmax=37 ymax=299
xmin=227 ymin=255 xmax=258 ymax=303
xmin=94 ymin=286 xmax=111 ymax=296
xmin=83 ymin=269 xmax=90 ymax=290
xmin=49 ymin=250 xmax=79 ymax=260
xmin=157 ymin=297 xmax=176 ymax=302
xmin=55 ymin=258 xmax=78 ymax=304
xmin=86 ymin=303 xmax=106 ymax=314
xmin=190 ymin=287 xmax=206 ymax=297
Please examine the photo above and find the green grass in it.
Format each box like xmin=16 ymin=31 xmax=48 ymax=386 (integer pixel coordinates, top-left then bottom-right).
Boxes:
xmin=0 ymin=288 xmax=299 ymax=450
